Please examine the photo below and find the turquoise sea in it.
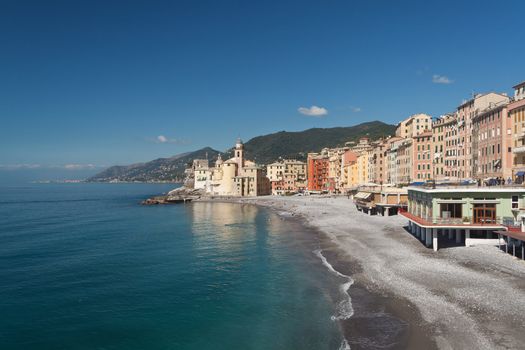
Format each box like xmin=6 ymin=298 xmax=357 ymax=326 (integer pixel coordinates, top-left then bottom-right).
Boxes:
xmin=0 ymin=183 xmax=347 ymax=349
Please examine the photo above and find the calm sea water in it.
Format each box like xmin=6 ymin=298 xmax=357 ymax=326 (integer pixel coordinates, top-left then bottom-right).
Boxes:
xmin=0 ymin=183 xmax=345 ymax=349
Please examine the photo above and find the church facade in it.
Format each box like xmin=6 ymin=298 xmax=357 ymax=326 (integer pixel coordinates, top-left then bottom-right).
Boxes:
xmin=194 ymin=139 xmax=270 ymax=196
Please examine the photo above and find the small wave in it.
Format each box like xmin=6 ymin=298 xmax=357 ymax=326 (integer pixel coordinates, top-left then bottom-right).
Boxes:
xmin=314 ymin=249 xmax=354 ymax=320
xmin=338 ymin=339 xmax=350 ymax=350
xmin=314 ymin=249 xmax=354 ymax=349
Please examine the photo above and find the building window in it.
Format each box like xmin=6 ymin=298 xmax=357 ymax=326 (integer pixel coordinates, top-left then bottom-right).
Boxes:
xmin=440 ymin=203 xmax=462 ymax=218
xmin=512 ymin=196 xmax=519 ymax=209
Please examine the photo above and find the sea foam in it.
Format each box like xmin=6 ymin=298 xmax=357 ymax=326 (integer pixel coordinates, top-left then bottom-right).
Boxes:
xmin=314 ymin=249 xmax=354 ymax=320
xmin=314 ymin=249 xmax=354 ymax=349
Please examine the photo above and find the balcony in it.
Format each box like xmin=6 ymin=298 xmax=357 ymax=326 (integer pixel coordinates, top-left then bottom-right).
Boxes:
xmin=399 ymin=209 xmax=511 ymax=228
xmin=513 ymin=146 xmax=525 ymax=154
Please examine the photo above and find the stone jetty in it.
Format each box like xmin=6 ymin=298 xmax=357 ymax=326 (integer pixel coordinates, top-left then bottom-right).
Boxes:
xmin=141 ymin=187 xmax=203 ymax=205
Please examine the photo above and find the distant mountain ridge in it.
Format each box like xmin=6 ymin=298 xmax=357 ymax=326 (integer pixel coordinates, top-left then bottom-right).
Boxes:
xmin=87 ymin=147 xmax=222 ymax=182
xmin=88 ymin=121 xmax=395 ymax=182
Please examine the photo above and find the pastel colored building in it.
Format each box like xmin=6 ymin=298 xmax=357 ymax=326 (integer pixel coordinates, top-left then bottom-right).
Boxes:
xmin=368 ymin=140 xmax=387 ymax=184
xmin=401 ymin=186 xmax=525 ymax=251
xmin=455 ymin=92 xmax=510 ymax=180
xmin=395 ymin=113 xmax=432 ymax=138
xmin=353 ymin=186 xmax=408 ymax=216
xmin=307 ymin=152 xmax=329 ymax=192
xmin=471 ymin=98 xmax=512 ymax=180
xmin=396 ymin=138 xmax=413 ymax=184
xmin=412 ymin=130 xmax=433 ymax=181
xmin=266 ymin=159 xmax=307 ymax=195
xmin=432 ymin=114 xmax=454 ymax=182
xmin=387 ymin=137 xmax=405 ymax=185
xmin=341 ymin=150 xmax=357 ymax=191
xmin=511 ymin=81 xmax=525 ymax=183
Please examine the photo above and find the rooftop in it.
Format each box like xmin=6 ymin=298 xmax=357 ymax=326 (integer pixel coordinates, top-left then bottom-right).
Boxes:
xmin=512 ymin=80 xmax=525 ymax=89
xmin=407 ymin=185 xmax=525 ymax=193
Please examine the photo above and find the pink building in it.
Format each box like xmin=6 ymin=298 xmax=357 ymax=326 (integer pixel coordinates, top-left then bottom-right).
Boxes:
xmin=472 ymin=102 xmax=512 ymax=180
xmin=412 ymin=131 xmax=433 ymax=181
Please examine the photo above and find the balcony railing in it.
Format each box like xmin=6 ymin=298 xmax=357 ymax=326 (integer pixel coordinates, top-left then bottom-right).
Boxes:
xmin=401 ymin=210 xmax=512 ymax=227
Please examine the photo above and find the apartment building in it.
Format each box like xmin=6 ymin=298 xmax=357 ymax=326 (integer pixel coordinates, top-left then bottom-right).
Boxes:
xmin=267 ymin=159 xmax=307 ymax=195
xmin=412 ymin=131 xmax=433 ymax=181
xmin=395 ymin=113 xmax=432 ymax=138
xmin=511 ymin=81 xmax=525 ymax=183
xmin=471 ymin=99 xmax=512 ymax=180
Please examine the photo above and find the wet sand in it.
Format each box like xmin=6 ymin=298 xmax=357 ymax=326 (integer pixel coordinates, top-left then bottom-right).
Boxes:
xmin=199 ymin=195 xmax=525 ymax=349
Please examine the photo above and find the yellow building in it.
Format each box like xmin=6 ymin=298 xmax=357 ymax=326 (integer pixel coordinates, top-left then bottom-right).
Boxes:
xmin=395 ymin=113 xmax=432 ymax=138
xmin=195 ymin=139 xmax=270 ymax=196
xmin=511 ymin=81 xmax=525 ymax=182
xmin=347 ymin=151 xmax=369 ymax=187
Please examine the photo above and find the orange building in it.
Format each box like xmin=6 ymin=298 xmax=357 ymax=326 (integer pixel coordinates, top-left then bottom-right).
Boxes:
xmin=412 ymin=131 xmax=433 ymax=181
xmin=307 ymin=153 xmax=329 ymax=192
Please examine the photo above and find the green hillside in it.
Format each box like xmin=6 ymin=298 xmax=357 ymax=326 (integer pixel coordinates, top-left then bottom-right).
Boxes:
xmin=88 ymin=121 xmax=396 ymax=182
xmin=87 ymin=147 xmax=222 ymax=182
xmin=239 ymin=120 xmax=395 ymax=164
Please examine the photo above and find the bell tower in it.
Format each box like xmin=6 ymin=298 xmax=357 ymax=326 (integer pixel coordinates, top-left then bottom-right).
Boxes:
xmin=235 ymin=138 xmax=244 ymax=168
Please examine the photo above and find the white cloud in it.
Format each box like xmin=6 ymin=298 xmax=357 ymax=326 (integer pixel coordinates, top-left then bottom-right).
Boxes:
xmin=0 ymin=164 xmax=42 ymax=170
xmin=298 ymin=105 xmax=328 ymax=117
xmin=63 ymin=164 xmax=97 ymax=170
xmin=432 ymin=74 xmax=453 ymax=84
xmin=351 ymin=106 xmax=362 ymax=113
xmin=148 ymin=135 xmax=190 ymax=145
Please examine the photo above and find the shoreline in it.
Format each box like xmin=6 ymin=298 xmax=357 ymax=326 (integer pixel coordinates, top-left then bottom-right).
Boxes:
xmin=196 ymin=195 xmax=525 ymax=349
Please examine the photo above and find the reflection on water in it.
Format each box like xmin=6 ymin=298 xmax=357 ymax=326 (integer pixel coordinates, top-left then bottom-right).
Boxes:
xmin=0 ymin=185 xmax=344 ymax=350
xmin=189 ymin=201 xmax=258 ymax=236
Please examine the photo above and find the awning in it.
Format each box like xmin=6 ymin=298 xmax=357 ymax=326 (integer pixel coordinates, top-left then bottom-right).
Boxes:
xmin=355 ymin=192 xmax=372 ymax=200
xmin=516 ymin=171 xmax=525 ymax=177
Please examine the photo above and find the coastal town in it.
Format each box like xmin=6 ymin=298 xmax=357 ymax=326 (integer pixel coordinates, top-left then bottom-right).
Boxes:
xmin=166 ymin=80 xmax=525 ymax=262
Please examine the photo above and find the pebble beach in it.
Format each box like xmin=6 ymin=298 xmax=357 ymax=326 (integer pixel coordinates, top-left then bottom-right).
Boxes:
xmin=202 ymin=195 xmax=525 ymax=349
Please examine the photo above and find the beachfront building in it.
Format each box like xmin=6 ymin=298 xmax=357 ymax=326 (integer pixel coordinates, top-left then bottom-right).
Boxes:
xmin=455 ymin=93 xmax=510 ymax=181
xmin=341 ymin=150 xmax=358 ymax=191
xmin=387 ymin=137 xmax=404 ymax=185
xmin=266 ymin=159 xmax=307 ymax=195
xmin=412 ymin=130 xmax=433 ymax=181
xmin=443 ymin=113 xmax=460 ymax=181
xmin=400 ymin=186 xmax=525 ymax=251
xmin=368 ymin=139 xmax=388 ymax=184
xmin=395 ymin=113 xmax=432 ymax=138
xmin=328 ymin=148 xmax=349 ymax=193
xmin=354 ymin=186 xmax=408 ymax=216
xmin=396 ymin=138 xmax=413 ymax=184
xmin=432 ymin=114 xmax=453 ymax=182
xmin=193 ymin=159 xmax=211 ymax=190
xmin=511 ymin=81 xmax=525 ymax=183
xmin=353 ymin=151 xmax=370 ymax=187
xmin=471 ymin=97 xmax=512 ymax=181
xmin=307 ymin=151 xmax=329 ymax=192
xmin=196 ymin=139 xmax=270 ymax=196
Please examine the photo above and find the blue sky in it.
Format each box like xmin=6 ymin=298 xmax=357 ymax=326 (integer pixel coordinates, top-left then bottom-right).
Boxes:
xmin=1 ymin=0 xmax=524 ymax=177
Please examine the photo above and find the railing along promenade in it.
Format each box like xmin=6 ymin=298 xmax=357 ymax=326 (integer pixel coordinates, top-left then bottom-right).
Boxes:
xmin=398 ymin=208 xmax=521 ymax=231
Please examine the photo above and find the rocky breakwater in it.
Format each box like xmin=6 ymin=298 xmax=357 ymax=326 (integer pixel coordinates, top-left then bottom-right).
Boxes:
xmin=141 ymin=187 xmax=204 ymax=205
